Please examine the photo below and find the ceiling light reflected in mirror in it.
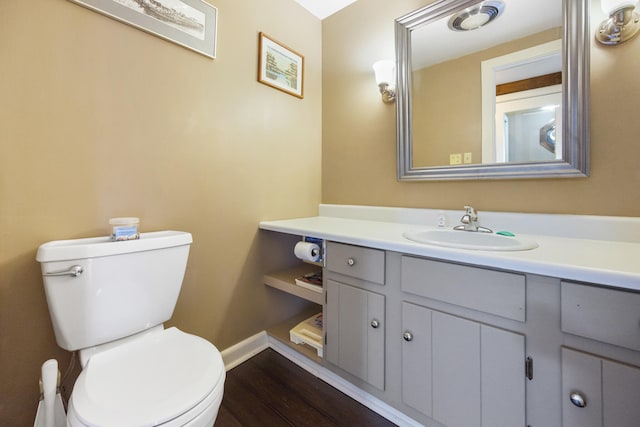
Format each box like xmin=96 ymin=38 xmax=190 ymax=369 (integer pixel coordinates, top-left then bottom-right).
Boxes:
xmin=448 ymin=1 xmax=505 ymax=31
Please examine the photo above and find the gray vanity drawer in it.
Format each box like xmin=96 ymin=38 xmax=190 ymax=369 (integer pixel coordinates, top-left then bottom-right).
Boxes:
xmin=561 ymin=281 xmax=640 ymax=351
xmin=326 ymin=241 xmax=385 ymax=285
xmin=401 ymin=256 xmax=525 ymax=322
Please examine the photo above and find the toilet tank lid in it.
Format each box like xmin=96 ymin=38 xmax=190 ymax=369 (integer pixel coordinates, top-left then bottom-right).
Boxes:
xmin=36 ymin=231 xmax=192 ymax=262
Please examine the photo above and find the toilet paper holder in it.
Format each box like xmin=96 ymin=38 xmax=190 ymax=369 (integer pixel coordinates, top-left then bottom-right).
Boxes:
xmin=295 ymin=236 xmax=324 ymax=265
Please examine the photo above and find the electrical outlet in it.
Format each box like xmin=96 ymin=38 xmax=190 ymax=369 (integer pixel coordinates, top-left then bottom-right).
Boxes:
xmin=437 ymin=212 xmax=447 ymax=227
xmin=450 ymin=153 xmax=462 ymax=165
xmin=464 ymin=152 xmax=472 ymax=164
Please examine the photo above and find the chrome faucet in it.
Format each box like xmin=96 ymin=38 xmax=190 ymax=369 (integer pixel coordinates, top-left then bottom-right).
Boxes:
xmin=453 ymin=206 xmax=492 ymax=233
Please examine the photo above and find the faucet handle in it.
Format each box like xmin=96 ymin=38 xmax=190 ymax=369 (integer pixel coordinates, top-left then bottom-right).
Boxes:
xmin=463 ymin=205 xmax=477 ymax=218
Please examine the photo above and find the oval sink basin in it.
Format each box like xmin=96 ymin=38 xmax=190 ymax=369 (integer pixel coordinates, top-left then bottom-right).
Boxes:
xmin=403 ymin=229 xmax=538 ymax=251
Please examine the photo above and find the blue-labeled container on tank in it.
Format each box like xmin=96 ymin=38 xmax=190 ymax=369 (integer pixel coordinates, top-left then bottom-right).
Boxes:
xmin=109 ymin=217 xmax=140 ymax=241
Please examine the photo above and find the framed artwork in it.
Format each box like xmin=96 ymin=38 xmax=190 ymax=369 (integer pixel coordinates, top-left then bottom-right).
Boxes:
xmin=67 ymin=0 xmax=217 ymax=58
xmin=258 ymin=32 xmax=304 ymax=99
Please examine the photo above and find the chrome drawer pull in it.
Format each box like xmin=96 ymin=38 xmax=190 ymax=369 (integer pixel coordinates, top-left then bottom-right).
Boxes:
xmin=570 ymin=392 xmax=586 ymax=408
xmin=44 ymin=265 xmax=84 ymax=278
xmin=347 ymin=258 xmax=356 ymax=266
xmin=403 ymin=331 xmax=413 ymax=342
xmin=370 ymin=319 xmax=380 ymax=329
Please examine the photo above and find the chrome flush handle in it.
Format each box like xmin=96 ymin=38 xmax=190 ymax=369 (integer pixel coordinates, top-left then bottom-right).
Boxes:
xmin=44 ymin=265 xmax=84 ymax=278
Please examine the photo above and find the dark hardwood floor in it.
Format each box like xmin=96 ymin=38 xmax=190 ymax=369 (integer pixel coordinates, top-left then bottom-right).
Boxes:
xmin=214 ymin=348 xmax=397 ymax=427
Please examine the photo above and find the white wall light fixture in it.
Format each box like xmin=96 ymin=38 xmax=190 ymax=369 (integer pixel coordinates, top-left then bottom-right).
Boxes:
xmin=373 ymin=60 xmax=396 ymax=103
xmin=596 ymin=0 xmax=640 ymax=45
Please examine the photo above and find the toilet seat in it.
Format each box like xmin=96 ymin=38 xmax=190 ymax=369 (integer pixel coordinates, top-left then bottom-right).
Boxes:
xmin=68 ymin=327 xmax=225 ymax=427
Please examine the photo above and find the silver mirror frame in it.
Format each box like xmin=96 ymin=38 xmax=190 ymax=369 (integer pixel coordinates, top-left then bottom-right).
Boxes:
xmin=396 ymin=0 xmax=590 ymax=180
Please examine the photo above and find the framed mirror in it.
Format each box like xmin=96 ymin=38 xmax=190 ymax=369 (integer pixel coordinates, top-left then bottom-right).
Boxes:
xmin=396 ymin=0 xmax=590 ymax=180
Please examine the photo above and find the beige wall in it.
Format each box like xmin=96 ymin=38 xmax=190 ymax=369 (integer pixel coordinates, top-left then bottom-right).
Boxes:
xmin=0 ymin=0 xmax=321 ymax=424
xmin=322 ymin=0 xmax=640 ymax=216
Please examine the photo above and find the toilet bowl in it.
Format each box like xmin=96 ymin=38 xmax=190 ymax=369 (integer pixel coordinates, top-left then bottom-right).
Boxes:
xmin=65 ymin=328 xmax=225 ymax=427
xmin=36 ymin=231 xmax=226 ymax=426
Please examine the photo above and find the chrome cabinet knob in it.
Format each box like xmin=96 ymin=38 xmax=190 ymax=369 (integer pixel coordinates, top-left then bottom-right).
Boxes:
xmin=370 ymin=319 xmax=380 ymax=329
xmin=569 ymin=392 xmax=587 ymax=408
xmin=347 ymin=257 xmax=356 ymax=266
xmin=403 ymin=331 xmax=413 ymax=342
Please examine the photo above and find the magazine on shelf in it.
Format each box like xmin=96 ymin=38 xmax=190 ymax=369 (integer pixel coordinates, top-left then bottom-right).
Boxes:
xmin=294 ymin=270 xmax=323 ymax=293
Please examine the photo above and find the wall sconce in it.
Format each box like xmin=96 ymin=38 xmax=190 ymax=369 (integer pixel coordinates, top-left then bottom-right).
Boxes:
xmin=596 ymin=0 xmax=640 ymax=45
xmin=372 ymin=60 xmax=396 ymax=103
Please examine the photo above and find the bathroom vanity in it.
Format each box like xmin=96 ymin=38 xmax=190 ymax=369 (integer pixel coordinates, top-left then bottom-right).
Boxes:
xmin=260 ymin=205 xmax=640 ymax=427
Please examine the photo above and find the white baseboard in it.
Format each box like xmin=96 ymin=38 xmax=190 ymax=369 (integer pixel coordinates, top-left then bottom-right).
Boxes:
xmin=221 ymin=332 xmax=422 ymax=427
xmin=220 ymin=331 xmax=269 ymax=371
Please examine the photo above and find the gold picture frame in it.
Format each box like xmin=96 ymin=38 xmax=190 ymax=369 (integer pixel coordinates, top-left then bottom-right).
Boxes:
xmin=258 ymin=33 xmax=304 ymax=99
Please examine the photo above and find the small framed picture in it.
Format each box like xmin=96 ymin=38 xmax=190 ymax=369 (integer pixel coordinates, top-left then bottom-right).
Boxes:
xmin=257 ymin=33 xmax=304 ymax=99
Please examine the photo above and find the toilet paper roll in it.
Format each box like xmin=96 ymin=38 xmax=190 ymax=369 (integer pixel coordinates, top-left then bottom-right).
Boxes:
xmin=294 ymin=241 xmax=321 ymax=262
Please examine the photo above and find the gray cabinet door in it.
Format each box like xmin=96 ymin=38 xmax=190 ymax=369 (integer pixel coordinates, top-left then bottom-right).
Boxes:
xmin=562 ymin=347 xmax=640 ymax=427
xmin=401 ymin=302 xmax=433 ymax=417
xmin=326 ymin=279 xmax=385 ymax=390
xmin=402 ymin=303 xmax=525 ymax=427
xmin=561 ymin=348 xmax=602 ymax=427
xmin=602 ymin=359 xmax=640 ymax=426
xmin=481 ymin=323 xmax=526 ymax=427
xmin=432 ymin=310 xmax=482 ymax=427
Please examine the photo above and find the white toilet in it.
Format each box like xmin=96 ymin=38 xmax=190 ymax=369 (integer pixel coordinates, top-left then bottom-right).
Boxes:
xmin=36 ymin=231 xmax=225 ymax=427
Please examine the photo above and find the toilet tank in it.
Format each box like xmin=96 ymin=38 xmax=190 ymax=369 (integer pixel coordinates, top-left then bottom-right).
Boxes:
xmin=36 ymin=231 xmax=192 ymax=351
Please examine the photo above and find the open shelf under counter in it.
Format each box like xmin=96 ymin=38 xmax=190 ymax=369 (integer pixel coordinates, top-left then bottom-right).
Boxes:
xmin=264 ymin=263 xmax=324 ymax=305
xmin=267 ymin=306 xmax=323 ymax=364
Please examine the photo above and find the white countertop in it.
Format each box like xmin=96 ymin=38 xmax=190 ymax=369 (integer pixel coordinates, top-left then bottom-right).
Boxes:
xmin=260 ymin=206 xmax=640 ymax=292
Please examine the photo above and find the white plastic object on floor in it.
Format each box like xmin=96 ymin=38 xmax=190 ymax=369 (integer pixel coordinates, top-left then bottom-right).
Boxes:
xmin=290 ymin=313 xmax=324 ymax=357
xmin=34 ymin=359 xmax=66 ymax=427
